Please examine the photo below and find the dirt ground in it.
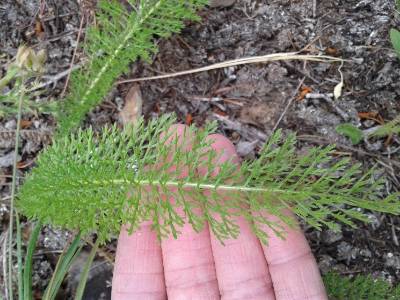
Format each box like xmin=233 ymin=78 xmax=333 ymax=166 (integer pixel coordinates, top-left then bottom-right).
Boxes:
xmin=1 ymin=0 xmax=400 ymax=299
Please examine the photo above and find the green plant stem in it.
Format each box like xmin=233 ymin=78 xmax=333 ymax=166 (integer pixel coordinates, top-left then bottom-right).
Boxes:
xmin=16 ymin=213 xmax=23 ymax=300
xmin=79 ymin=2 xmax=161 ymax=105
xmin=23 ymin=222 xmax=41 ymax=300
xmin=94 ymin=179 xmax=293 ymax=194
xmin=74 ymin=238 xmax=100 ymax=300
xmin=8 ymin=78 xmax=25 ymax=300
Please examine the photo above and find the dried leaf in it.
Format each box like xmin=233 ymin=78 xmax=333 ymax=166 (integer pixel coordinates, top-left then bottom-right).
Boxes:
xmin=358 ymin=112 xmax=384 ymax=124
xmin=325 ymin=47 xmax=339 ymax=56
xmin=333 ymin=81 xmax=343 ymax=100
xmin=296 ymin=86 xmax=312 ymax=101
xmin=239 ymin=102 xmax=276 ymax=127
xmin=185 ymin=114 xmax=193 ymax=125
xmin=20 ymin=120 xmax=32 ymax=129
xmin=119 ymin=84 xmax=143 ymax=126
xmin=35 ymin=19 xmax=45 ymax=39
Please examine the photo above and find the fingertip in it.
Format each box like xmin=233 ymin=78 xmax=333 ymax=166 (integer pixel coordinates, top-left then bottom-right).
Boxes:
xmin=162 ymin=123 xmax=191 ymax=143
xmin=205 ymin=134 xmax=240 ymax=165
xmin=166 ymin=123 xmax=190 ymax=136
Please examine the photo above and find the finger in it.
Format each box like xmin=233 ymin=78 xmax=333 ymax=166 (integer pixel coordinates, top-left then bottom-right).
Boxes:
xmin=161 ymin=124 xmax=220 ymax=300
xmin=260 ymin=213 xmax=328 ymax=300
xmin=201 ymin=134 xmax=275 ymax=300
xmin=111 ymin=222 xmax=166 ymax=300
xmin=112 ymin=123 xmax=195 ymax=300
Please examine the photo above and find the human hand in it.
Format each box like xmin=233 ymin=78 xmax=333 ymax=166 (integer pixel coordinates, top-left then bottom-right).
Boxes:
xmin=111 ymin=124 xmax=328 ymax=300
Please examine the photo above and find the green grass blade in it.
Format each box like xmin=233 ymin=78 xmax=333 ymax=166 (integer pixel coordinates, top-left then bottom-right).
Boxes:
xmin=74 ymin=239 xmax=99 ymax=300
xmin=42 ymin=233 xmax=82 ymax=300
xmin=22 ymin=222 xmax=41 ymax=300
xmin=16 ymin=213 xmax=23 ymax=300
xmin=390 ymin=28 xmax=400 ymax=58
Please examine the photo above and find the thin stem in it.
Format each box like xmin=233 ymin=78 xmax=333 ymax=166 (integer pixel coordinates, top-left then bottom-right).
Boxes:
xmin=74 ymin=238 xmax=100 ymax=300
xmin=60 ymin=15 xmax=85 ymax=98
xmin=8 ymin=78 xmax=25 ymax=300
xmin=92 ymin=179 xmax=297 ymax=195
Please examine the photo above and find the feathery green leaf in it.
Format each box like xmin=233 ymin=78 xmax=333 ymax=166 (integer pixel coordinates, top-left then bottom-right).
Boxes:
xmin=17 ymin=115 xmax=400 ymax=243
xmin=323 ymin=272 xmax=400 ymax=300
xmin=56 ymin=0 xmax=208 ymax=136
xmin=369 ymin=115 xmax=400 ymax=137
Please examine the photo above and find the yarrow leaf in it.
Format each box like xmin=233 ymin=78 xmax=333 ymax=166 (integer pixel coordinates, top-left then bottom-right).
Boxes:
xmin=56 ymin=0 xmax=208 ymax=136
xmin=17 ymin=115 xmax=400 ymax=244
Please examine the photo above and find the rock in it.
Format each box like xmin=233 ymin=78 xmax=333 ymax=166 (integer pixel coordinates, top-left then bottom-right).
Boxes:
xmin=267 ymin=64 xmax=288 ymax=83
xmin=360 ymin=249 xmax=372 ymax=258
xmin=0 ymin=151 xmax=20 ymax=168
xmin=321 ymin=228 xmax=343 ymax=245
xmin=337 ymin=241 xmax=359 ymax=263
xmin=384 ymin=253 xmax=400 ymax=269
xmin=318 ymin=255 xmax=335 ymax=274
xmin=366 ymin=213 xmax=382 ymax=229
xmin=4 ymin=119 xmax=16 ymax=130
xmin=239 ymin=102 xmax=277 ymax=129
xmin=236 ymin=140 xmax=257 ymax=157
xmin=276 ymin=29 xmax=292 ymax=51
xmin=41 ymin=226 xmax=72 ymax=251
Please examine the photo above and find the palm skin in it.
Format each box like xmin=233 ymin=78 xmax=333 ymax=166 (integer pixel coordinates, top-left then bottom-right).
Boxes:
xmin=111 ymin=124 xmax=328 ymax=300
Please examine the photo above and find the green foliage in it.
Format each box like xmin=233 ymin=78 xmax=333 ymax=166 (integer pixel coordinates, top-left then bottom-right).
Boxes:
xmin=390 ymin=28 xmax=400 ymax=59
xmin=42 ymin=233 xmax=82 ymax=300
xmin=370 ymin=115 xmax=400 ymax=137
xmin=56 ymin=0 xmax=208 ymax=137
xmin=18 ymin=115 xmax=400 ymax=243
xmin=0 ymin=87 xmax=57 ymax=117
xmin=0 ymin=47 xmax=56 ymax=117
xmin=22 ymin=222 xmax=41 ymax=300
xmin=335 ymin=123 xmax=364 ymax=145
xmin=323 ymin=272 xmax=400 ymax=300
xmin=74 ymin=239 xmax=99 ymax=300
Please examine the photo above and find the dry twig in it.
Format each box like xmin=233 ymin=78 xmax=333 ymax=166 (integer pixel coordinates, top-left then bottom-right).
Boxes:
xmin=117 ymin=52 xmax=344 ymax=84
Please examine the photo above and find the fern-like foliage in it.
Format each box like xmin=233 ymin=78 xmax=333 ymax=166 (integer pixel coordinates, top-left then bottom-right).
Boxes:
xmin=323 ymin=272 xmax=400 ymax=300
xmin=370 ymin=115 xmax=400 ymax=137
xmin=17 ymin=115 xmax=400 ymax=243
xmin=56 ymin=0 xmax=208 ymax=136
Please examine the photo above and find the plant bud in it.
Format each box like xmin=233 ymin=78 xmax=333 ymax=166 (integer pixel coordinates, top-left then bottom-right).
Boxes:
xmin=15 ymin=45 xmax=32 ymax=69
xmin=15 ymin=45 xmax=46 ymax=73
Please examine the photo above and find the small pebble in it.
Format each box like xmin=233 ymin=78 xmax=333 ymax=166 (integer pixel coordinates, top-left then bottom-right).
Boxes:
xmin=4 ymin=119 xmax=16 ymax=130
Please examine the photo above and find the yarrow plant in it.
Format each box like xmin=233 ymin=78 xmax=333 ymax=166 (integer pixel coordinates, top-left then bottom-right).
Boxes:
xmin=14 ymin=0 xmax=400 ymax=246
xmin=56 ymin=0 xmax=209 ymax=137
xmin=3 ymin=0 xmax=400 ymax=298
xmin=18 ymin=115 xmax=400 ymax=244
